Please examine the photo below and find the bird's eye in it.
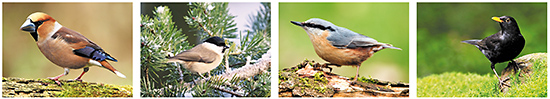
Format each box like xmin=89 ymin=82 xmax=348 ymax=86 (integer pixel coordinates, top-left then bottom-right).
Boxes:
xmin=505 ymin=18 xmax=510 ymax=23
xmin=34 ymin=20 xmax=44 ymax=26
xmin=34 ymin=19 xmax=50 ymax=26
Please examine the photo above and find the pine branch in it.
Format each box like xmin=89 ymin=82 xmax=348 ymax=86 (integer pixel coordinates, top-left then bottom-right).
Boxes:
xmin=178 ymin=49 xmax=271 ymax=96
xmin=191 ymin=17 xmax=213 ymax=36
xmin=209 ymin=85 xmax=243 ymax=97
xmin=218 ymin=50 xmax=271 ymax=80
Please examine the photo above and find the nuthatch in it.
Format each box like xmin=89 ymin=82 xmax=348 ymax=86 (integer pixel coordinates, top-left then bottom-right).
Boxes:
xmin=167 ymin=36 xmax=229 ymax=78
xmin=291 ymin=18 xmax=401 ymax=82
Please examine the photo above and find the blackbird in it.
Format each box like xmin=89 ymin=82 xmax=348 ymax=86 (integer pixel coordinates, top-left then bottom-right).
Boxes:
xmin=462 ymin=16 xmax=525 ymax=85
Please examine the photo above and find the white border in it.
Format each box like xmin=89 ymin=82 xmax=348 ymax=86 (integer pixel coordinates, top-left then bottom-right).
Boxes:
xmin=409 ymin=1 xmax=417 ymax=98
xmin=132 ymin=2 xmax=141 ymax=98
xmin=271 ymin=2 xmax=280 ymax=98
xmin=1 ymin=1 xmax=548 ymax=98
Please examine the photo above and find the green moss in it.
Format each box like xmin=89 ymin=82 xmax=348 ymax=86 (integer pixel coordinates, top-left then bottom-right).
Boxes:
xmin=358 ymin=76 xmax=378 ymax=84
xmin=418 ymin=53 xmax=547 ymax=97
xmin=501 ymin=54 xmax=547 ymax=97
xmin=55 ymin=82 xmax=132 ymax=97
xmin=314 ymin=86 xmax=327 ymax=93
xmin=2 ymin=77 xmax=132 ymax=97
xmin=279 ymin=73 xmax=287 ymax=81
xmin=279 ymin=60 xmax=335 ymax=97
xmin=313 ymin=72 xmax=328 ymax=83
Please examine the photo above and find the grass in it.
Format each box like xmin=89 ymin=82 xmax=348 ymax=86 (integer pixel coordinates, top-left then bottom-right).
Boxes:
xmin=418 ymin=53 xmax=547 ymax=97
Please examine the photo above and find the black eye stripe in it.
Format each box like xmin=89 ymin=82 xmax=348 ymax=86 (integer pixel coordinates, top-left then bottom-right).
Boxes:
xmin=32 ymin=19 xmax=50 ymax=26
xmin=302 ymin=23 xmax=336 ymax=31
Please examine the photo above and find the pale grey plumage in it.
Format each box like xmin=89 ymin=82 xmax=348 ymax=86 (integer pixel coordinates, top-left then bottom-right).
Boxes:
xmin=303 ymin=18 xmax=399 ymax=49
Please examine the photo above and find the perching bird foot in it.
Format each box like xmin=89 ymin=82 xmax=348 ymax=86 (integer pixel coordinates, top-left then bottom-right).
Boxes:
xmin=498 ymin=76 xmax=512 ymax=88
xmin=68 ymin=79 xmax=83 ymax=82
xmin=47 ymin=77 xmax=63 ymax=86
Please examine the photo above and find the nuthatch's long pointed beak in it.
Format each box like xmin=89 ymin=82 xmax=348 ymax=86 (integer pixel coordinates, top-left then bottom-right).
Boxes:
xmin=291 ymin=21 xmax=303 ymax=26
xmin=385 ymin=46 xmax=402 ymax=50
xmin=20 ymin=19 xmax=36 ymax=32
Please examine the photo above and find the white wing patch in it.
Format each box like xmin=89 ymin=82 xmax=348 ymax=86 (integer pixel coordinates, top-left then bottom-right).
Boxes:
xmin=88 ymin=60 xmax=102 ymax=66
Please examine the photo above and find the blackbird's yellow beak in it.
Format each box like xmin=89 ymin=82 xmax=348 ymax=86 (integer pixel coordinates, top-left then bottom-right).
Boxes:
xmin=492 ymin=17 xmax=503 ymax=22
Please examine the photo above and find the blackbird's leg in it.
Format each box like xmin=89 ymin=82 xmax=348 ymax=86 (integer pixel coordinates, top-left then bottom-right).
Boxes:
xmin=501 ymin=60 xmax=522 ymax=83
xmin=511 ymin=60 xmax=524 ymax=69
xmin=491 ymin=62 xmax=510 ymax=87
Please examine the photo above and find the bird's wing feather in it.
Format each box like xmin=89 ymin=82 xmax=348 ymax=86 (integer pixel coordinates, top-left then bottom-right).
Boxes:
xmin=170 ymin=45 xmax=218 ymax=63
xmin=479 ymin=31 xmax=504 ymax=51
xmin=326 ymin=26 xmax=378 ymax=48
xmin=54 ymin=27 xmax=117 ymax=62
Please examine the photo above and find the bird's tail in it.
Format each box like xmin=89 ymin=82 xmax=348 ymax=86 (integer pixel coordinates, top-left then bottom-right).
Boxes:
xmin=461 ymin=40 xmax=481 ymax=45
xmin=100 ymin=61 xmax=126 ymax=78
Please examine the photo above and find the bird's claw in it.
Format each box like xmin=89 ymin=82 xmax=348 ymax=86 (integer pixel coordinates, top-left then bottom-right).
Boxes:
xmin=498 ymin=79 xmax=511 ymax=87
xmin=53 ymin=81 xmax=63 ymax=86
xmin=47 ymin=77 xmax=63 ymax=86
xmin=68 ymin=79 xmax=83 ymax=82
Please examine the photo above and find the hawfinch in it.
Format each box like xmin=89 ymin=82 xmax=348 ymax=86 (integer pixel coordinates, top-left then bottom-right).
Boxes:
xmin=19 ymin=12 xmax=125 ymax=85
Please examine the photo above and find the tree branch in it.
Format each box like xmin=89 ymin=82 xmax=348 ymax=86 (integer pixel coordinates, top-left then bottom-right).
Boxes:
xmin=179 ymin=49 xmax=271 ymax=95
xmin=209 ymin=85 xmax=243 ymax=97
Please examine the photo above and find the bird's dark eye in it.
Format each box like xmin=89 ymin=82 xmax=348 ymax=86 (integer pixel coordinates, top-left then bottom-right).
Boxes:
xmin=37 ymin=21 xmax=43 ymax=25
xmin=33 ymin=19 xmax=50 ymax=26
xmin=34 ymin=20 xmax=45 ymax=26
xmin=505 ymin=18 xmax=510 ymax=23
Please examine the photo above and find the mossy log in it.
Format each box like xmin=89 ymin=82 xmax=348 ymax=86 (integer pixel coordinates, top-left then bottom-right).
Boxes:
xmin=2 ymin=77 xmax=132 ymax=97
xmin=500 ymin=53 xmax=547 ymax=93
xmin=279 ymin=60 xmax=409 ymax=97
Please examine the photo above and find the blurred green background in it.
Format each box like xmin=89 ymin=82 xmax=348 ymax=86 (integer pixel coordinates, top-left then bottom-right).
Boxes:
xmin=279 ymin=3 xmax=409 ymax=82
xmin=3 ymin=3 xmax=133 ymax=85
xmin=417 ymin=3 xmax=547 ymax=78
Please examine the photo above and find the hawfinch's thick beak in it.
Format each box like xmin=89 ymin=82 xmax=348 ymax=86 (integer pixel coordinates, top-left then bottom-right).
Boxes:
xmin=20 ymin=19 xmax=36 ymax=32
